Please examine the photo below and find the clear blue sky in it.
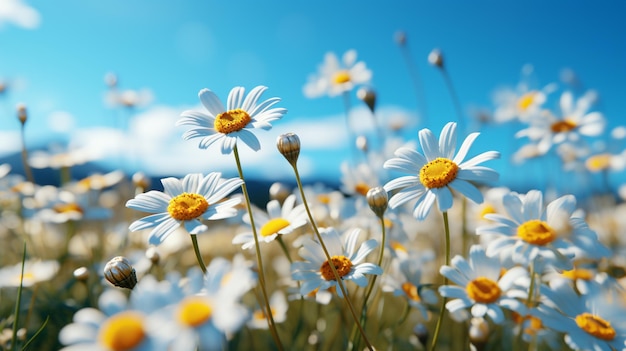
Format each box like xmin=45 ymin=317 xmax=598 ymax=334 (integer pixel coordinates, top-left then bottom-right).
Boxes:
xmin=1 ymin=1 xmax=625 ymax=190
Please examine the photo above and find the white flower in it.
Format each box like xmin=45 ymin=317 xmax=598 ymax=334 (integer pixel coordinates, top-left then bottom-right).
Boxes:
xmin=477 ymin=190 xmax=610 ymax=271
xmin=382 ymin=256 xmax=438 ymax=320
xmin=248 ymin=291 xmax=288 ymax=329
xmin=0 ymin=259 xmax=59 ymax=288
xmin=126 ymin=173 xmax=243 ymax=246
xmin=176 ymin=86 xmax=286 ymax=154
xmin=291 ymin=227 xmax=382 ymax=298
xmin=438 ymin=245 xmax=528 ymax=323
xmin=303 ymin=49 xmax=372 ymax=98
xmin=533 ymin=279 xmax=626 ymax=351
xmin=383 ymin=122 xmax=500 ymax=220
xmin=232 ymin=194 xmax=307 ymax=250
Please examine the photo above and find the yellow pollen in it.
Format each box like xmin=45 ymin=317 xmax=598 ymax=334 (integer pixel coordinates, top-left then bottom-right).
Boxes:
xmin=354 ymin=183 xmax=370 ymax=196
xmin=178 ymin=296 xmax=213 ymax=327
xmin=562 ymin=268 xmax=594 ymax=281
xmin=260 ymin=218 xmax=290 ymax=237
xmin=390 ymin=241 xmax=407 ymax=253
xmin=53 ymin=203 xmax=83 ymax=214
xmin=401 ymin=282 xmax=421 ymax=302
xmin=517 ymin=91 xmax=537 ymax=111
xmin=550 ymin=119 xmax=577 ymax=134
xmin=333 ymin=70 xmax=351 ymax=84
xmin=167 ymin=193 xmax=209 ymax=221
xmin=320 ymin=255 xmax=352 ymax=281
xmin=419 ymin=158 xmax=459 ymax=189
xmin=466 ymin=277 xmax=501 ymax=304
xmin=575 ymin=313 xmax=616 ymax=341
xmin=214 ymin=108 xmax=251 ymax=134
xmin=517 ymin=219 xmax=556 ymax=245
xmin=99 ymin=312 xmax=146 ymax=351
xmin=586 ymin=154 xmax=611 ymax=172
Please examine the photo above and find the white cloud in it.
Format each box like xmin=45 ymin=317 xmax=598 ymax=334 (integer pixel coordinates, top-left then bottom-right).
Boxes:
xmin=0 ymin=0 xmax=41 ymax=29
xmin=0 ymin=131 xmax=21 ymax=157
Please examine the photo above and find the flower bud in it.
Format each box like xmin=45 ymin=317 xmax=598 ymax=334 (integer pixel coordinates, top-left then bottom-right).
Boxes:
xmin=428 ymin=49 xmax=444 ymax=68
xmin=366 ymin=186 xmax=388 ymax=218
xmin=469 ymin=317 xmax=490 ymax=350
xmin=357 ymin=87 xmax=377 ymax=113
xmin=104 ymin=256 xmax=137 ymax=289
xmin=413 ymin=323 xmax=428 ymax=346
xmin=104 ymin=72 xmax=118 ymax=88
xmin=73 ymin=266 xmax=90 ymax=281
xmin=269 ymin=182 xmax=291 ymax=204
xmin=356 ymin=135 xmax=368 ymax=153
xmin=132 ymin=172 xmax=150 ymax=193
xmin=16 ymin=103 xmax=27 ymax=124
xmin=277 ymin=132 xmax=300 ymax=166
xmin=394 ymin=31 xmax=407 ymax=47
xmin=145 ymin=247 xmax=160 ymax=265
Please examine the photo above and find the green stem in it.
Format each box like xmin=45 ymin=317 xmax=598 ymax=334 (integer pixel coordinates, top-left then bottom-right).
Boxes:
xmin=11 ymin=241 xmax=27 ymax=351
xmin=276 ymin=235 xmax=293 ymax=264
xmin=291 ymin=164 xmax=374 ymax=351
xmin=20 ymin=124 xmax=34 ymax=184
xmin=398 ymin=40 xmax=429 ymax=125
xmin=430 ymin=211 xmax=451 ymax=351
xmin=190 ymin=234 xmax=207 ymax=274
xmin=514 ymin=262 xmax=537 ymax=351
xmin=440 ymin=67 xmax=465 ymax=134
xmin=233 ymin=145 xmax=283 ymax=351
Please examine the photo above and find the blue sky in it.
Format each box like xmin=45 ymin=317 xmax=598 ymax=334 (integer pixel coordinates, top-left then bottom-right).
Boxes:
xmin=1 ymin=1 xmax=625 ymax=190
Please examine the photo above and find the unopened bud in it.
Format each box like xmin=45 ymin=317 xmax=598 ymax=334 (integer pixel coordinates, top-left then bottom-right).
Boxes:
xmin=269 ymin=182 xmax=291 ymax=203
xmin=277 ymin=132 xmax=300 ymax=166
xmin=16 ymin=103 xmax=27 ymax=124
xmin=413 ymin=323 xmax=428 ymax=346
xmin=366 ymin=186 xmax=388 ymax=218
xmin=104 ymin=72 xmax=118 ymax=88
xmin=357 ymin=87 xmax=377 ymax=113
xmin=73 ymin=266 xmax=90 ymax=281
xmin=469 ymin=317 xmax=490 ymax=350
xmin=428 ymin=49 xmax=444 ymax=68
xmin=104 ymin=256 xmax=137 ymax=289
xmin=132 ymin=172 xmax=150 ymax=191
xmin=145 ymin=247 xmax=160 ymax=265
xmin=394 ymin=31 xmax=407 ymax=47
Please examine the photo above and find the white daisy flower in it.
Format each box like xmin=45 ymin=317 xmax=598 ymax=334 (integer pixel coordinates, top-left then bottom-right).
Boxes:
xmin=438 ymin=245 xmax=528 ymax=324
xmin=516 ymin=90 xmax=605 ymax=154
xmin=0 ymin=259 xmax=60 ymax=288
xmin=303 ymin=49 xmax=372 ymax=98
xmin=383 ymin=121 xmax=500 ymax=220
xmin=533 ymin=279 xmax=626 ymax=351
xmin=126 ymin=173 xmax=243 ymax=246
xmin=477 ymin=189 xmax=610 ymax=271
xmin=232 ymin=194 xmax=307 ymax=250
xmin=291 ymin=227 xmax=382 ymax=298
xmin=176 ymin=85 xmax=286 ymax=154
xmin=248 ymin=291 xmax=288 ymax=329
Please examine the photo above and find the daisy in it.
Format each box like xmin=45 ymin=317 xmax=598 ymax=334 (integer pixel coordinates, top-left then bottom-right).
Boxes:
xmin=248 ymin=291 xmax=288 ymax=329
xmin=516 ymin=90 xmax=605 ymax=154
xmin=176 ymin=86 xmax=286 ymax=154
xmin=383 ymin=121 xmax=500 ymax=220
xmin=232 ymin=194 xmax=307 ymax=250
xmin=533 ymin=279 xmax=626 ymax=351
xmin=382 ymin=255 xmax=438 ymax=319
xmin=303 ymin=49 xmax=372 ymax=98
xmin=0 ymin=259 xmax=60 ymax=288
xmin=477 ymin=189 xmax=610 ymax=271
xmin=291 ymin=227 xmax=382 ymax=298
xmin=438 ymin=245 xmax=528 ymax=323
xmin=126 ymin=173 xmax=243 ymax=246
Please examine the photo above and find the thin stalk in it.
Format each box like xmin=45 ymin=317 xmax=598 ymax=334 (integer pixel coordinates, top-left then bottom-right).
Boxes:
xmin=276 ymin=235 xmax=293 ymax=264
xmin=514 ymin=262 xmax=537 ymax=351
xmin=291 ymin=164 xmax=374 ymax=351
xmin=11 ymin=241 xmax=27 ymax=351
xmin=233 ymin=145 xmax=283 ymax=351
xmin=190 ymin=234 xmax=207 ymax=274
xmin=440 ymin=67 xmax=466 ymax=135
xmin=430 ymin=211 xmax=452 ymax=351
xmin=397 ymin=40 xmax=429 ymax=125
xmin=19 ymin=124 xmax=34 ymax=184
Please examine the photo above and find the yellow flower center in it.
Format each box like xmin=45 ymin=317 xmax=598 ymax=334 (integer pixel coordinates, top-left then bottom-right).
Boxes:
xmin=517 ymin=91 xmax=537 ymax=111
xmin=401 ymin=282 xmax=421 ymax=302
xmin=355 ymin=182 xmax=370 ymax=196
xmin=419 ymin=158 xmax=459 ymax=189
xmin=178 ymin=296 xmax=213 ymax=327
xmin=98 ymin=312 xmax=146 ymax=351
xmin=586 ymin=154 xmax=611 ymax=172
xmin=253 ymin=307 xmax=277 ymax=320
xmin=562 ymin=268 xmax=594 ymax=281
xmin=167 ymin=193 xmax=209 ymax=221
xmin=317 ymin=194 xmax=331 ymax=204
xmin=390 ymin=241 xmax=407 ymax=253
xmin=466 ymin=277 xmax=501 ymax=304
xmin=53 ymin=203 xmax=83 ymax=214
xmin=333 ymin=70 xmax=351 ymax=84
xmin=260 ymin=218 xmax=290 ymax=237
xmin=214 ymin=108 xmax=251 ymax=134
xmin=550 ymin=119 xmax=577 ymax=134
xmin=517 ymin=219 xmax=556 ymax=245
xmin=479 ymin=204 xmax=497 ymax=219
xmin=575 ymin=313 xmax=616 ymax=341
xmin=320 ymin=255 xmax=353 ymax=281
